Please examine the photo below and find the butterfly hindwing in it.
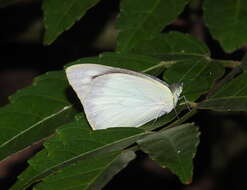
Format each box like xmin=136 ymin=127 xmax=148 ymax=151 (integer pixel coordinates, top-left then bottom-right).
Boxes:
xmin=83 ymin=73 xmax=174 ymax=129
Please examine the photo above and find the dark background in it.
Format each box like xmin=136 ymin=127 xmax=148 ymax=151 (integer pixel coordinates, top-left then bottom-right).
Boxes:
xmin=1 ymin=0 xmax=247 ymax=189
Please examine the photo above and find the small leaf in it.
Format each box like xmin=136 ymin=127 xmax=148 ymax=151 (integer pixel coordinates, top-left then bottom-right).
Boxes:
xmin=133 ymin=32 xmax=209 ymax=57
xmin=204 ymin=0 xmax=247 ymax=52
xmin=42 ymin=0 xmax=101 ymax=44
xmin=117 ymin=0 xmax=189 ymax=52
xmin=33 ymin=151 xmax=136 ymax=190
xmin=0 ymin=71 xmax=77 ymax=161
xmin=163 ymin=57 xmax=225 ymax=101
xmin=199 ymin=72 xmax=247 ymax=111
xmin=137 ymin=123 xmax=200 ymax=184
xmin=10 ymin=115 xmax=147 ymax=190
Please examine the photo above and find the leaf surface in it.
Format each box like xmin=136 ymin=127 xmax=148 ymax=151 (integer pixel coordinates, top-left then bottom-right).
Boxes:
xmin=132 ymin=32 xmax=209 ymax=57
xmin=10 ymin=115 xmax=147 ymax=190
xmin=0 ymin=71 xmax=77 ymax=161
xmin=204 ymin=0 xmax=247 ymax=52
xmin=199 ymin=73 xmax=247 ymax=111
xmin=138 ymin=123 xmax=200 ymax=184
xmin=42 ymin=0 xmax=101 ymax=44
xmin=33 ymin=151 xmax=135 ymax=190
xmin=117 ymin=0 xmax=189 ymax=52
xmin=163 ymin=57 xmax=225 ymax=101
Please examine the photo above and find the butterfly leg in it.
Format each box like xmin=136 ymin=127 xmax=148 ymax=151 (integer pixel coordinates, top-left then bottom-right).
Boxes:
xmin=179 ymin=95 xmax=191 ymax=111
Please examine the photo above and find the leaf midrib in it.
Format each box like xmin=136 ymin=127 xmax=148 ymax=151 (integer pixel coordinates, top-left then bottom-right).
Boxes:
xmin=155 ymin=132 xmax=187 ymax=180
xmin=0 ymin=105 xmax=72 ymax=149
xmin=20 ymin=131 xmax=148 ymax=190
xmin=119 ymin=0 xmax=161 ymax=51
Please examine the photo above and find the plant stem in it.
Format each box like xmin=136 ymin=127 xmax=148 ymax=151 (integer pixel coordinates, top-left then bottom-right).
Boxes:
xmin=216 ymin=60 xmax=240 ymax=68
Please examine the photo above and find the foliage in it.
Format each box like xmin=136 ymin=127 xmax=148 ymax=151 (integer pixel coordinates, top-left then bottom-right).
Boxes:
xmin=0 ymin=0 xmax=247 ymax=189
xmin=204 ymin=0 xmax=247 ymax=52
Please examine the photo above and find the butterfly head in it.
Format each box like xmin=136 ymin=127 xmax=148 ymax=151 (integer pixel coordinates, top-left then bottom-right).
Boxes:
xmin=170 ymin=83 xmax=183 ymax=106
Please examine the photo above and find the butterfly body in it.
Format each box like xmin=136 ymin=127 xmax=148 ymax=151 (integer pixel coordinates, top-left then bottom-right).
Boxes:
xmin=66 ymin=64 xmax=182 ymax=130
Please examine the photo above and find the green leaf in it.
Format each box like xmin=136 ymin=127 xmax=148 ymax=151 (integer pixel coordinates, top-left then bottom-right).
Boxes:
xmin=10 ymin=115 xmax=147 ymax=190
xmin=42 ymin=0 xmax=101 ymax=45
xmin=0 ymin=71 xmax=77 ymax=161
xmin=137 ymin=123 xmax=200 ymax=184
xmin=203 ymin=0 xmax=247 ymax=52
xmin=163 ymin=57 xmax=225 ymax=101
xmin=132 ymin=32 xmax=209 ymax=57
xmin=33 ymin=151 xmax=136 ymax=190
xmin=117 ymin=0 xmax=189 ymax=52
xmin=199 ymin=72 xmax=247 ymax=111
xmin=67 ymin=52 xmax=166 ymax=75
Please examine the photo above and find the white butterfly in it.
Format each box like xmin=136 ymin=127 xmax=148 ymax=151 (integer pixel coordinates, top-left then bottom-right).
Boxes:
xmin=66 ymin=64 xmax=183 ymax=130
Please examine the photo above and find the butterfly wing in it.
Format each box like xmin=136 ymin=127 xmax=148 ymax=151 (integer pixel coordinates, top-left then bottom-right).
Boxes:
xmin=66 ymin=64 xmax=169 ymax=103
xmin=83 ymin=73 xmax=174 ymax=130
xmin=66 ymin=64 xmax=119 ymax=102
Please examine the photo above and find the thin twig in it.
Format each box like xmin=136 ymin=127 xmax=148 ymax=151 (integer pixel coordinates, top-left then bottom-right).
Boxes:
xmin=216 ymin=60 xmax=241 ymax=69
